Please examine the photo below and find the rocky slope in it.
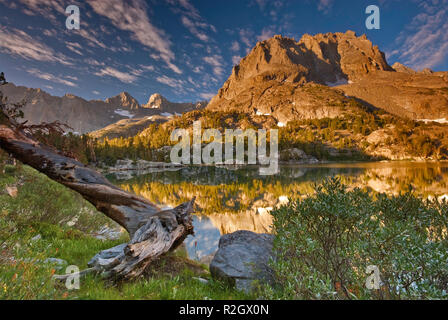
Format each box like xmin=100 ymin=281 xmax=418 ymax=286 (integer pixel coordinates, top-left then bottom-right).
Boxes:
xmin=207 ymin=30 xmax=448 ymax=123
xmin=0 ymin=84 xmax=206 ymax=133
xmin=338 ymin=71 xmax=448 ymax=120
xmin=89 ymin=115 xmax=169 ymax=140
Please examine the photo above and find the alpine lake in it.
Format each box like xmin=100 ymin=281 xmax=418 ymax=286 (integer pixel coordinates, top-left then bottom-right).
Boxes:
xmin=106 ymin=161 xmax=448 ymax=261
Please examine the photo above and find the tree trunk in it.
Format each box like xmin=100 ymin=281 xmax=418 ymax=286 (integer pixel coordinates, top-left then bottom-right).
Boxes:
xmin=0 ymin=124 xmax=195 ymax=281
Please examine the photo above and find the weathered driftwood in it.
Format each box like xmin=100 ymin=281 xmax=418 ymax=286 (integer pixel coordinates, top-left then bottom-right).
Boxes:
xmin=52 ymin=267 xmax=98 ymax=282
xmin=0 ymin=111 xmax=195 ymax=281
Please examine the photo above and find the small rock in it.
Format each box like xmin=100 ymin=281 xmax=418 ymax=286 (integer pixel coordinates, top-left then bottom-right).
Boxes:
xmin=31 ymin=234 xmax=42 ymax=242
xmin=66 ymin=215 xmax=79 ymax=227
xmin=193 ymin=277 xmax=209 ymax=284
xmin=6 ymin=186 xmax=18 ymax=198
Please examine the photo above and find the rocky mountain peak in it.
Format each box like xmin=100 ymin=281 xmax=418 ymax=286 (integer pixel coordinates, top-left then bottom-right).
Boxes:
xmin=145 ymin=93 xmax=168 ymax=109
xmin=392 ymin=62 xmax=416 ymax=74
xmin=228 ymin=32 xmax=390 ymax=98
xmin=208 ymin=31 xmax=394 ymax=114
xmin=105 ymin=91 xmax=140 ymax=110
xmin=207 ymin=30 xmax=447 ymax=123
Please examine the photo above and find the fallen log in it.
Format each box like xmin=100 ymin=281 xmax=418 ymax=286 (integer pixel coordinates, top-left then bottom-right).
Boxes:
xmin=0 ymin=101 xmax=195 ymax=281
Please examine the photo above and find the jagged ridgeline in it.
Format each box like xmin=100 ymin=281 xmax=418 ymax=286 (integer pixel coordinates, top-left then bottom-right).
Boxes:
xmin=3 ymin=31 xmax=448 ymax=162
xmin=0 ymin=84 xmax=207 ymax=134
xmin=207 ymin=30 xmax=448 ymax=123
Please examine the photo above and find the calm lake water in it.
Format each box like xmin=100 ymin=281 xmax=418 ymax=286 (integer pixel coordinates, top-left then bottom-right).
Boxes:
xmin=107 ymin=161 xmax=448 ymax=260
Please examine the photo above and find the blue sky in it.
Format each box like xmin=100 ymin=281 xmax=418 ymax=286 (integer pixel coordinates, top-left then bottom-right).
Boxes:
xmin=0 ymin=0 xmax=447 ymax=104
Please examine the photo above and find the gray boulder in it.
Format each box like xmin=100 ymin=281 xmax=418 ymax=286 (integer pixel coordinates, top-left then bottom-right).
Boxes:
xmin=210 ymin=230 xmax=275 ymax=292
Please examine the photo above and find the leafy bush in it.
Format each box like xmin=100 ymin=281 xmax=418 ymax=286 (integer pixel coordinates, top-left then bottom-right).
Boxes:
xmin=267 ymin=178 xmax=448 ymax=299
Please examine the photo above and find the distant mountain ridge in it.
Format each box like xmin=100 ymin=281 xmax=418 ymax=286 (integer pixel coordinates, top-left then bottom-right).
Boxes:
xmin=0 ymin=83 xmax=206 ymax=133
xmin=143 ymin=93 xmax=207 ymax=114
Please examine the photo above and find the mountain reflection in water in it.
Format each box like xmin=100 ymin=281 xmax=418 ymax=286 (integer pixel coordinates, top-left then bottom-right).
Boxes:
xmin=107 ymin=162 xmax=448 ymax=260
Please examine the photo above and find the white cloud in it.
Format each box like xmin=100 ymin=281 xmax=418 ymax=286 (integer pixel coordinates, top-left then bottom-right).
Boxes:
xmin=84 ymin=58 xmax=105 ymax=66
xmin=156 ymin=75 xmax=185 ymax=89
xmin=75 ymin=29 xmax=108 ymax=50
xmin=0 ymin=0 xmax=66 ymax=23
xmin=391 ymin=0 xmax=448 ymax=70
xmin=65 ymin=42 xmax=83 ymax=56
xmin=204 ymin=55 xmax=225 ymax=76
xmin=230 ymin=41 xmax=240 ymax=52
xmin=140 ymin=65 xmax=155 ymax=72
xmin=317 ymin=0 xmax=333 ymax=13
xmin=199 ymin=92 xmax=215 ymax=100
xmin=192 ymin=66 xmax=203 ymax=73
xmin=232 ymin=55 xmax=242 ymax=65
xmin=87 ymin=0 xmax=182 ymax=74
xmin=257 ymin=27 xmax=276 ymax=42
xmin=27 ymin=68 xmax=77 ymax=87
xmin=94 ymin=67 xmax=138 ymax=83
xmin=167 ymin=0 xmax=216 ymax=42
xmin=239 ymin=29 xmax=254 ymax=49
xmin=0 ymin=27 xmax=71 ymax=65
xmin=181 ymin=16 xmax=209 ymax=41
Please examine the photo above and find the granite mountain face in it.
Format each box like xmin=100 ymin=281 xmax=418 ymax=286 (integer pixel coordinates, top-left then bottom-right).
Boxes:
xmin=207 ymin=30 xmax=448 ymax=123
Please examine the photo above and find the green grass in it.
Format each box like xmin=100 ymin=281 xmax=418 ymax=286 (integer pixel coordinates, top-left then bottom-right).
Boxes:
xmin=0 ymin=163 xmax=253 ymax=300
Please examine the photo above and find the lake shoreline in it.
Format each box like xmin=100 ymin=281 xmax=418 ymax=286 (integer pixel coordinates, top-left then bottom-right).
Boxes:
xmin=95 ymin=158 xmax=448 ymax=174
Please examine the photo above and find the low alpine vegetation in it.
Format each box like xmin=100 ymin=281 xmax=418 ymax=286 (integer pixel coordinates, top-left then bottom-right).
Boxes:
xmin=267 ymin=178 xmax=448 ymax=299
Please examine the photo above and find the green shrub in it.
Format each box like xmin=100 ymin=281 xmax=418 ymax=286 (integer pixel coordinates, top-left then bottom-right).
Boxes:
xmin=267 ymin=178 xmax=448 ymax=299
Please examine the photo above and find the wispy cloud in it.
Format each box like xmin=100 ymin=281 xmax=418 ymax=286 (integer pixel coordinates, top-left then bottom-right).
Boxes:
xmin=252 ymin=0 xmax=284 ymax=21
xmin=199 ymin=92 xmax=215 ymax=100
xmin=230 ymin=41 xmax=240 ymax=52
xmin=390 ymin=0 xmax=448 ymax=70
xmin=65 ymin=42 xmax=83 ymax=56
xmin=257 ymin=27 xmax=276 ymax=41
xmin=0 ymin=27 xmax=71 ymax=65
xmin=94 ymin=67 xmax=138 ymax=83
xmin=74 ymin=29 xmax=108 ymax=50
xmin=167 ymin=0 xmax=217 ymax=42
xmin=239 ymin=29 xmax=254 ymax=49
xmin=0 ymin=0 xmax=66 ymax=23
xmin=317 ymin=0 xmax=333 ymax=14
xmin=232 ymin=55 xmax=242 ymax=65
xmin=27 ymin=68 xmax=77 ymax=87
xmin=84 ymin=58 xmax=105 ymax=67
xmin=204 ymin=55 xmax=224 ymax=76
xmin=87 ymin=0 xmax=182 ymax=74
xmin=181 ymin=16 xmax=209 ymax=41
xmin=253 ymin=0 xmax=267 ymax=11
xmin=238 ymin=27 xmax=278 ymax=53
xmin=156 ymin=75 xmax=186 ymax=89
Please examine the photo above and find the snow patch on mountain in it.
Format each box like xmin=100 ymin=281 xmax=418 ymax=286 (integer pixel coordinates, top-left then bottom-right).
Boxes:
xmin=114 ymin=109 xmax=135 ymax=118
